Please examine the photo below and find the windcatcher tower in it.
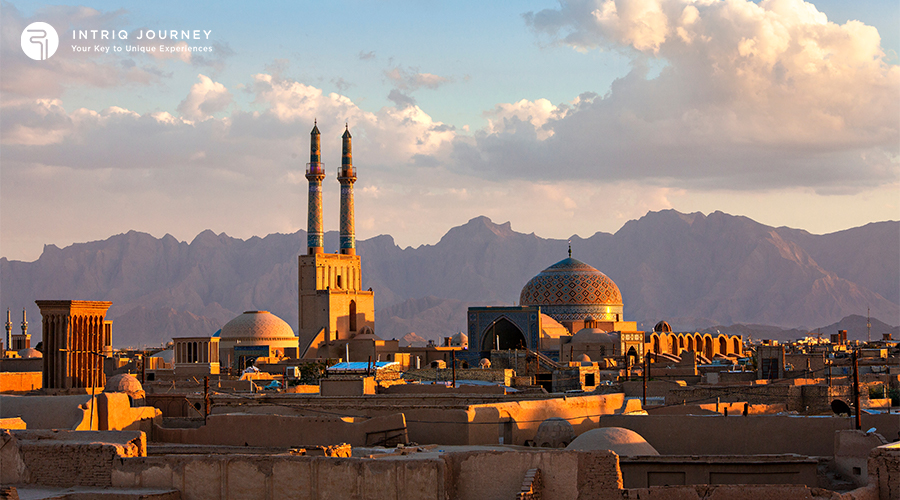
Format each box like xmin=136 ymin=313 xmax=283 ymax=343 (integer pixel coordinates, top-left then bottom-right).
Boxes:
xmin=338 ymin=124 xmax=357 ymax=255
xmin=36 ymin=300 xmax=112 ymax=390
xmin=298 ymin=123 xmax=374 ymax=358
xmin=306 ymin=121 xmax=325 ymax=255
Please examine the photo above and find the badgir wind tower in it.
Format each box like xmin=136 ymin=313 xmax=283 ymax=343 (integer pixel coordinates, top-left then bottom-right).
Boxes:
xmin=297 ymin=122 xmax=375 ymax=358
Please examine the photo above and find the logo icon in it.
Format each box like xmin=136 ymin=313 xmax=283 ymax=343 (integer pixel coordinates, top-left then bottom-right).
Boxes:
xmin=21 ymin=22 xmax=59 ymax=61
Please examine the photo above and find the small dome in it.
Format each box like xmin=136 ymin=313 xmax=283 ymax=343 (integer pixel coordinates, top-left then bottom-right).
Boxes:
xmin=18 ymin=348 xmax=42 ymax=358
xmin=220 ymin=311 xmax=295 ymax=340
xmin=566 ymin=427 xmax=659 ymax=456
xmin=576 ymin=353 xmax=591 ymax=362
xmin=354 ymin=325 xmax=380 ymax=340
xmin=654 ymin=321 xmax=672 ymax=333
xmin=533 ymin=418 xmax=575 ymax=448
xmin=479 ymin=358 xmax=491 ymax=368
xmin=450 ymin=332 xmax=468 ymax=347
xmin=104 ymin=373 xmax=143 ymax=396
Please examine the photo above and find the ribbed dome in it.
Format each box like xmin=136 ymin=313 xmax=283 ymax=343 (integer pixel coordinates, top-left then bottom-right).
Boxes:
xmin=220 ymin=311 xmax=295 ymax=340
xmin=104 ymin=373 xmax=143 ymax=395
xmin=18 ymin=348 xmax=42 ymax=358
xmin=450 ymin=332 xmax=468 ymax=347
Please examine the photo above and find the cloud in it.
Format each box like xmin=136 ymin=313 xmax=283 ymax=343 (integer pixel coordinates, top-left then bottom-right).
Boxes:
xmin=483 ymin=97 xmax=574 ymax=140
xmin=384 ymin=66 xmax=452 ymax=91
xmin=0 ymin=3 xmax=231 ymax=104
xmin=0 ymin=4 xmax=164 ymax=101
xmin=0 ymin=71 xmax=464 ymax=260
xmin=481 ymin=0 xmax=899 ymax=191
xmin=3 ymin=72 xmax=456 ymax=175
xmin=382 ymin=65 xmax=453 ymax=111
xmin=331 ymin=77 xmax=352 ymax=93
xmin=177 ymin=74 xmax=233 ymax=121
xmin=1 ymin=0 xmax=897 ymax=262
xmin=358 ymin=50 xmax=376 ymax=61
xmin=387 ymin=89 xmax=416 ymax=109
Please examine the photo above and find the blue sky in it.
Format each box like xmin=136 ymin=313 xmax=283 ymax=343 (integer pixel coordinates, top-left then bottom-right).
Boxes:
xmin=2 ymin=0 xmax=898 ymax=261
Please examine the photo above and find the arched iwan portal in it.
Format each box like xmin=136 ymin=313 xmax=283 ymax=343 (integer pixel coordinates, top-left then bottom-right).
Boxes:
xmin=626 ymin=346 xmax=638 ymax=368
xmin=481 ymin=318 xmax=528 ymax=351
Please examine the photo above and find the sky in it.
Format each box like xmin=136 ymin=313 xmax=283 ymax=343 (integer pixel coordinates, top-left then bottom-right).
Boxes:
xmin=1 ymin=0 xmax=898 ymax=262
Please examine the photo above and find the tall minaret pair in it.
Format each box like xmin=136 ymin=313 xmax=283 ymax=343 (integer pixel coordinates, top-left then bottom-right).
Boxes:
xmin=4 ymin=308 xmax=27 ymax=352
xmin=305 ymin=121 xmax=356 ymax=256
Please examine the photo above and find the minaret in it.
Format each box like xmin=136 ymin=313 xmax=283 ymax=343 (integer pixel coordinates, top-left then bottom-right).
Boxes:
xmin=338 ymin=124 xmax=357 ymax=255
xmin=20 ymin=308 xmax=28 ymax=336
xmin=4 ymin=309 xmax=11 ymax=353
xmin=306 ymin=121 xmax=325 ymax=254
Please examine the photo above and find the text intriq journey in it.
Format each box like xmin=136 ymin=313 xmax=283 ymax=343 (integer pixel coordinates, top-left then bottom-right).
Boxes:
xmin=72 ymin=29 xmax=212 ymax=40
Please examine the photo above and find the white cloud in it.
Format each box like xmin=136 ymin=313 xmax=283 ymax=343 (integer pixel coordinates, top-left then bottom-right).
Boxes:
xmin=177 ymin=74 xmax=233 ymax=121
xmin=484 ymin=98 xmax=568 ymax=140
xmin=507 ymin=0 xmax=900 ymax=191
xmin=383 ymin=66 xmax=453 ymax=109
xmin=0 ymin=4 xmax=230 ymax=104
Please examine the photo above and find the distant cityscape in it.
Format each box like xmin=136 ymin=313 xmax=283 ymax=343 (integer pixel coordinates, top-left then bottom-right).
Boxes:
xmin=1 ymin=123 xmax=898 ymax=499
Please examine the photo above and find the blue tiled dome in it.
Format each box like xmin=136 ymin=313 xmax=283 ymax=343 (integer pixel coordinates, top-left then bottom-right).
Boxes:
xmin=520 ymin=258 xmax=624 ymax=322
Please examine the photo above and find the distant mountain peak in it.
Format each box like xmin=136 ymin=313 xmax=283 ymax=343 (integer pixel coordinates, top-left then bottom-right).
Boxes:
xmin=440 ymin=216 xmax=515 ymax=242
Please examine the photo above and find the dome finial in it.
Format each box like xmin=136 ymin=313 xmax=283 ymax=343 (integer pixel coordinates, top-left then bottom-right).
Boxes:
xmin=568 ymin=239 xmax=572 ymax=258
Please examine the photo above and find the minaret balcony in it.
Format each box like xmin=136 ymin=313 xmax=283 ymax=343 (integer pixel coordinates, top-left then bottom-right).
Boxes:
xmin=306 ymin=163 xmax=326 ymax=177
xmin=337 ymin=166 xmax=356 ymax=181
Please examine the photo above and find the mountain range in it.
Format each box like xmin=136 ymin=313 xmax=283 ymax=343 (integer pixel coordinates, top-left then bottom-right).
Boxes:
xmin=1 ymin=210 xmax=897 ymax=347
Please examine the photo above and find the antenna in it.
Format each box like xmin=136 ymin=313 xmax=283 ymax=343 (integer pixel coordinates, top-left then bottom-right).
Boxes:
xmin=866 ymin=307 xmax=871 ymax=343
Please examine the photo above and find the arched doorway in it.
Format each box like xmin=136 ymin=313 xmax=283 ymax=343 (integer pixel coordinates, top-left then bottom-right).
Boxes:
xmin=626 ymin=346 xmax=638 ymax=368
xmin=704 ymin=337 xmax=713 ymax=359
xmin=718 ymin=337 xmax=727 ymax=356
xmin=733 ymin=338 xmax=741 ymax=355
xmin=481 ymin=318 xmax=527 ymax=351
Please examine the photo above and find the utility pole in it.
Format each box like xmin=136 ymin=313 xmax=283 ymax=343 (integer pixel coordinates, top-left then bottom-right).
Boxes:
xmin=852 ymin=349 xmax=861 ymax=430
xmin=625 ymin=351 xmax=630 ymax=382
xmin=451 ymin=350 xmax=457 ymax=388
xmin=204 ymin=376 xmax=210 ymax=424
xmin=867 ymin=307 xmax=871 ymax=343
xmin=642 ymin=351 xmax=648 ymax=407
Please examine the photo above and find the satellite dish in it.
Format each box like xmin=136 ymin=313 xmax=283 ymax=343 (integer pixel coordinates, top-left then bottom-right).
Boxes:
xmin=866 ymin=427 xmax=877 ymax=434
xmin=831 ymin=399 xmax=852 ymax=416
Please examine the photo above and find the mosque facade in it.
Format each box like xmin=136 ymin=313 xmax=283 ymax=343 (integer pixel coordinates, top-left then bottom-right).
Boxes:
xmin=297 ymin=123 xmax=375 ymax=358
xmin=468 ymin=248 xmax=742 ymax=364
xmin=467 ymin=247 xmax=641 ymax=356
